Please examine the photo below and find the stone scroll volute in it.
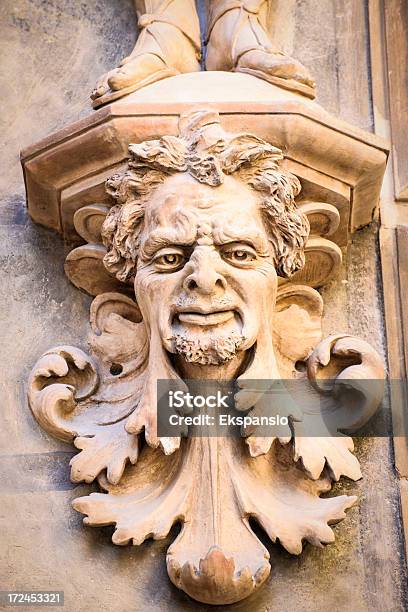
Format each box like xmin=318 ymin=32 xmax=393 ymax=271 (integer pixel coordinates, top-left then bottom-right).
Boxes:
xmin=26 ymin=110 xmax=385 ymax=606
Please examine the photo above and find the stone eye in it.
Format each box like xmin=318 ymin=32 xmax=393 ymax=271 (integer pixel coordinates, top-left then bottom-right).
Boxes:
xmin=222 ymin=244 xmax=257 ymax=267
xmin=163 ymin=254 xmax=179 ymax=264
xmin=154 ymin=249 xmax=186 ymax=271
xmin=234 ymin=250 xmax=249 ymax=260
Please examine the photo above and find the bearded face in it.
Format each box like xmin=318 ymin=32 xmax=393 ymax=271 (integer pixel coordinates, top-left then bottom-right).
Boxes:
xmin=133 ymin=172 xmax=278 ymax=367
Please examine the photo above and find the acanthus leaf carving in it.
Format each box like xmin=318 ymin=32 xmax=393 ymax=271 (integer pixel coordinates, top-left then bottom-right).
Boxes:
xmin=306 ymin=334 xmax=385 ymax=432
xmin=290 ymin=334 xmax=385 ymax=482
xmin=28 ymin=285 xmax=384 ymax=604
xmin=28 ymin=346 xmax=99 ymax=443
xmin=73 ymin=437 xmax=356 ymax=605
xmin=70 ymin=423 xmax=139 ymax=486
xmin=27 ymin=110 xmax=385 ymax=605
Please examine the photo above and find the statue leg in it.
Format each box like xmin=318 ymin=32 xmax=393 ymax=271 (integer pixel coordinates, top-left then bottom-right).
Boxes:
xmin=205 ymin=0 xmax=316 ymax=99
xmin=92 ymin=0 xmax=201 ymax=108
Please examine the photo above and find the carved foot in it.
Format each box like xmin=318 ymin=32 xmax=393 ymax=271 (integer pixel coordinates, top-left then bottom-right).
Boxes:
xmin=206 ymin=1 xmax=316 ymax=99
xmin=91 ymin=2 xmax=201 ymax=108
xmin=91 ymin=53 xmax=173 ymax=106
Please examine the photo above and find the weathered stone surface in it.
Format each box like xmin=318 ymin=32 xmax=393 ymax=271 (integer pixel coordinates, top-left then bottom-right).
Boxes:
xmin=1 ymin=1 xmax=407 ymax=610
xmin=25 ymin=108 xmax=387 ymax=605
xmin=20 ymin=71 xmax=387 ymax=241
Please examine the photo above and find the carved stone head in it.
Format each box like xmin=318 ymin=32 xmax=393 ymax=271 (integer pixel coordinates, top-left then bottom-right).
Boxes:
xmin=27 ymin=109 xmax=385 ymax=606
xmin=101 ymin=110 xmax=309 ymax=373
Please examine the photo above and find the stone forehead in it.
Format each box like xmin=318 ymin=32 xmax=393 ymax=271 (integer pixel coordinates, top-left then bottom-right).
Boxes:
xmin=145 ymin=173 xmax=263 ymax=220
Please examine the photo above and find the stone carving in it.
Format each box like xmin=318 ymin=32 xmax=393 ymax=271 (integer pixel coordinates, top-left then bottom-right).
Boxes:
xmin=91 ymin=0 xmax=315 ymax=107
xmin=28 ymin=111 xmax=384 ymax=605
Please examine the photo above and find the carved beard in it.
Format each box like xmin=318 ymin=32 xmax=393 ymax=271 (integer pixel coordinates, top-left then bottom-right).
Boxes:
xmin=172 ymin=330 xmax=245 ymax=365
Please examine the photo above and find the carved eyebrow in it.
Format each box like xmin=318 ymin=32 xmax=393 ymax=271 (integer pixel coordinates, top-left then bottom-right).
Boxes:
xmin=140 ymin=227 xmax=197 ymax=260
xmin=212 ymin=226 xmax=270 ymax=255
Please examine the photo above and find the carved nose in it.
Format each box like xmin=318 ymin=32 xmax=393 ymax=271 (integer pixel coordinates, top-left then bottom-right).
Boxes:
xmin=183 ymin=251 xmax=227 ymax=294
xmin=184 ymin=273 xmax=226 ymax=294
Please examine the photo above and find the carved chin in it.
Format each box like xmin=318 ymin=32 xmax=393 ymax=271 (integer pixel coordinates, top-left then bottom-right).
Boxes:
xmin=172 ymin=332 xmax=245 ymax=365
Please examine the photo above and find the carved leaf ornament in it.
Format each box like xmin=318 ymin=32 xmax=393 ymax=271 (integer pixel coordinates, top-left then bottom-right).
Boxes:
xmin=28 ymin=112 xmax=384 ymax=605
xmin=28 ymin=290 xmax=384 ymax=605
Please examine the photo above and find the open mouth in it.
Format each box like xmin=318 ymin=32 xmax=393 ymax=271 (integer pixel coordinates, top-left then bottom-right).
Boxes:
xmin=176 ymin=310 xmax=236 ymax=327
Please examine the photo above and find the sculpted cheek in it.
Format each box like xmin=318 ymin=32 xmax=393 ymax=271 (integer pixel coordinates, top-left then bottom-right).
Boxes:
xmin=228 ymin=263 xmax=276 ymax=296
xmin=135 ymin=268 xmax=183 ymax=304
xmin=256 ymin=262 xmax=278 ymax=291
xmin=134 ymin=270 xmax=161 ymax=309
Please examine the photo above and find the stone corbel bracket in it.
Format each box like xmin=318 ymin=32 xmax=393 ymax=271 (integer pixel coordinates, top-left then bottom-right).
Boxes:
xmin=21 ymin=72 xmax=389 ymax=295
xmin=22 ymin=85 xmax=389 ymax=605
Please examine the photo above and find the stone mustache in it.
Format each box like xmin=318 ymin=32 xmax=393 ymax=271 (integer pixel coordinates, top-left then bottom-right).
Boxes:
xmin=28 ymin=111 xmax=384 ymax=605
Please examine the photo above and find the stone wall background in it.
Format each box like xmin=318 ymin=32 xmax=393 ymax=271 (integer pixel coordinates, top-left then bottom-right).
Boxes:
xmin=0 ymin=1 xmax=407 ymax=611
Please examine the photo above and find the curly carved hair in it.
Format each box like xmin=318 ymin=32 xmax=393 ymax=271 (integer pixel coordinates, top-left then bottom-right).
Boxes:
xmin=101 ymin=110 xmax=309 ymax=282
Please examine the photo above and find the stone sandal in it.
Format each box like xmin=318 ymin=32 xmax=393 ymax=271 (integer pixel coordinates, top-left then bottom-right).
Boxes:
xmin=92 ymin=0 xmax=201 ymax=108
xmin=206 ymin=0 xmax=316 ymax=99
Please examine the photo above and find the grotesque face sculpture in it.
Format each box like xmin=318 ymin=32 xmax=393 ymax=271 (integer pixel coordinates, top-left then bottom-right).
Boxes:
xmin=137 ymin=173 xmax=277 ymax=366
xmin=28 ymin=110 xmax=385 ymax=607
xmin=102 ymin=110 xmax=309 ymax=376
